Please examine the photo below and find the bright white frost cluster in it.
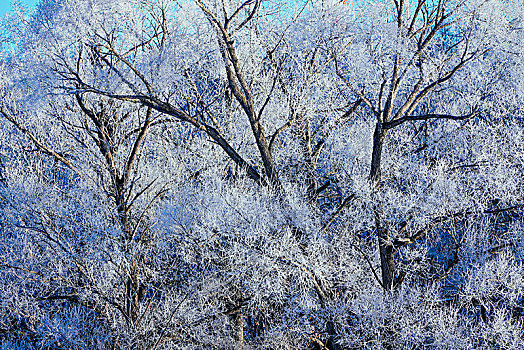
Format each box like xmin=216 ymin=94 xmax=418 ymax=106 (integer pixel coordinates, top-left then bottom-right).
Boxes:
xmin=1 ymin=0 xmax=523 ymax=349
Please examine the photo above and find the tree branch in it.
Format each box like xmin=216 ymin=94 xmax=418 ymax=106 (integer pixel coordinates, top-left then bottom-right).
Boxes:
xmin=383 ymin=111 xmax=478 ymax=130
xmin=0 ymin=108 xmax=82 ymax=176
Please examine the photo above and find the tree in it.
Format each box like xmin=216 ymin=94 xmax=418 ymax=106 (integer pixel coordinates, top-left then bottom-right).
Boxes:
xmin=1 ymin=0 xmax=523 ymax=349
xmin=329 ymin=0 xmax=524 ymax=290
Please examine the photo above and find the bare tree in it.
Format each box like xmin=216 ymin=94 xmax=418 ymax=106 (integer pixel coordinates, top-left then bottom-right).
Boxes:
xmin=332 ymin=0 xmax=499 ymax=290
xmin=1 ymin=0 xmax=523 ymax=349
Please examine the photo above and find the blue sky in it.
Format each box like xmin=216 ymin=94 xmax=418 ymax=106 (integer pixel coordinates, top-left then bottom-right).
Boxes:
xmin=0 ymin=0 xmax=39 ymax=18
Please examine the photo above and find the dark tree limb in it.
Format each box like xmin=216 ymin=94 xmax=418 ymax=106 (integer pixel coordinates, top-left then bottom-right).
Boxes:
xmin=321 ymin=194 xmax=357 ymax=234
xmin=0 ymin=108 xmax=81 ymax=176
xmin=383 ymin=111 xmax=478 ymax=130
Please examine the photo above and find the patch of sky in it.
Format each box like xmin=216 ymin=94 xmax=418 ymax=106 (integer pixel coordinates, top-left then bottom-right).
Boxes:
xmin=0 ymin=0 xmax=39 ymax=18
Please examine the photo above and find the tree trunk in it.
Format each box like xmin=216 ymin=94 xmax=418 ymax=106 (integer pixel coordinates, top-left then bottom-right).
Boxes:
xmin=125 ymin=258 xmax=139 ymax=324
xmin=369 ymin=122 xmax=395 ymax=290
xmin=235 ymin=309 xmax=244 ymax=350
xmin=376 ymin=217 xmax=395 ymax=291
xmin=369 ymin=122 xmax=386 ymax=184
xmin=247 ymin=113 xmax=281 ymax=191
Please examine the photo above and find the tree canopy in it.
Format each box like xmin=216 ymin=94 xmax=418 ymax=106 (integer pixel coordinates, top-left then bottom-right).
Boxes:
xmin=1 ymin=0 xmax=523 ymax=349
